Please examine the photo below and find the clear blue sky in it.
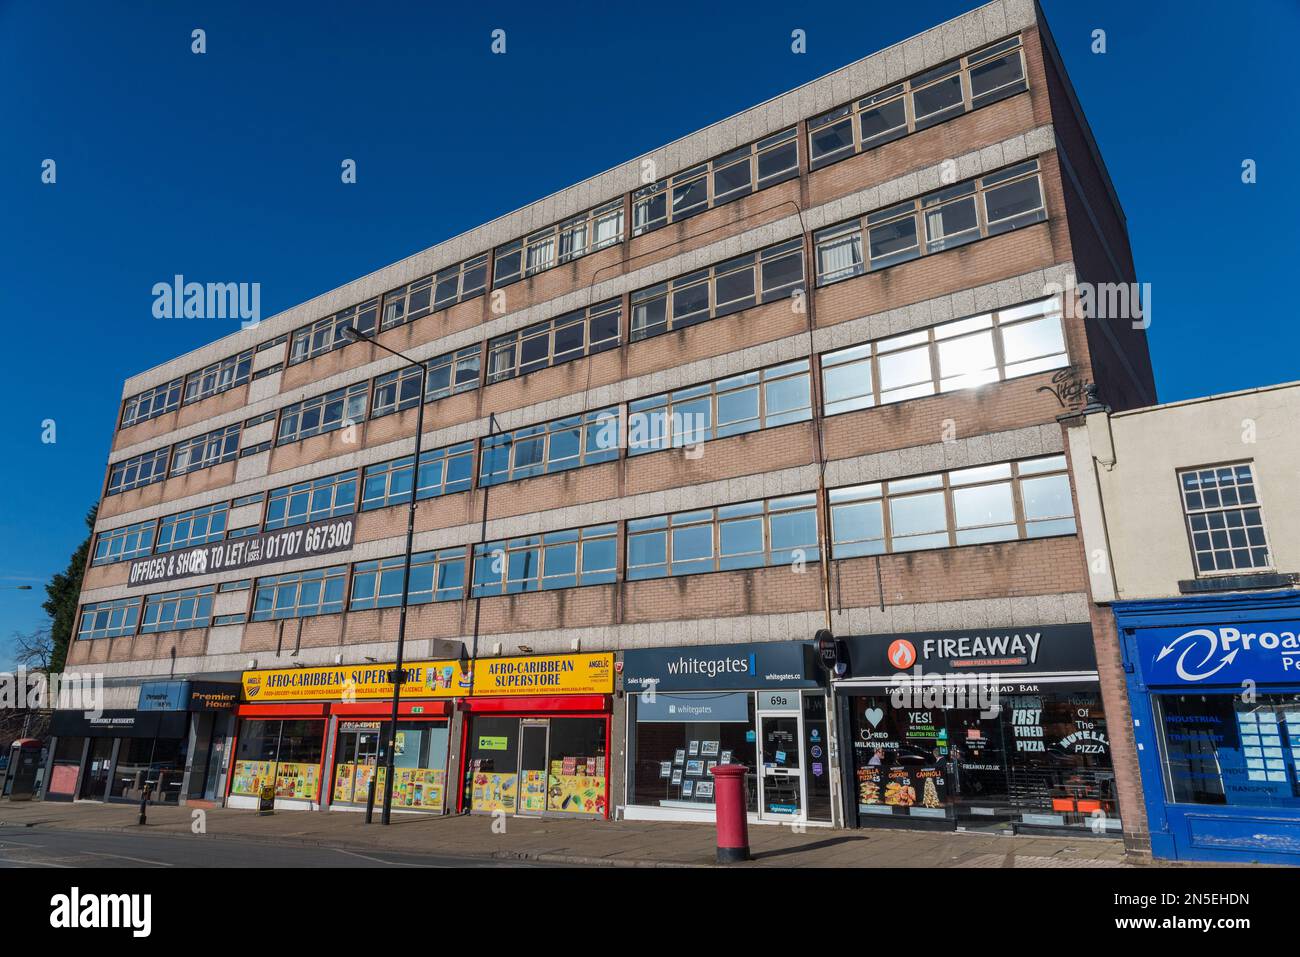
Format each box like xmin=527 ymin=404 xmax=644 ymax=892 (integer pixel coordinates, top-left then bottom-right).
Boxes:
xmin=2 ymin=0 xmax=1297 ymax=661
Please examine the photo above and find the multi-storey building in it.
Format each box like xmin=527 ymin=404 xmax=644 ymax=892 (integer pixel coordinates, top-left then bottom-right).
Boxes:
xmin=45 ymin=0 xmax=1156 ymax=849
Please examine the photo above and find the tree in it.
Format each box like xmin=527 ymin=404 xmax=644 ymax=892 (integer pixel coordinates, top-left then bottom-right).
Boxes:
xmin=42 ymin=504 xmax=96 ymax=674
xmin=10 ymin=626 xmax=53 ymax=671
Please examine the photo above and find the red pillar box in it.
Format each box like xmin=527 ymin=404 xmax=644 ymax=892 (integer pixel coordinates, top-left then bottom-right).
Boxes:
xmin=709 ymin=764 xmax=750 ymax=864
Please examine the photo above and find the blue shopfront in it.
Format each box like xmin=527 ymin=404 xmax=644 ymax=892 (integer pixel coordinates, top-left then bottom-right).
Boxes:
xmin=1116 ymin=590 xmax=1300 ymax=865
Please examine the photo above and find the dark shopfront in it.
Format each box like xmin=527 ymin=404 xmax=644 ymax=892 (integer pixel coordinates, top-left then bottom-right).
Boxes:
xmin=621 ymin=640 xmax=834 ymax=826
xmin=835 ymin=624 xmax=1121 ymax=835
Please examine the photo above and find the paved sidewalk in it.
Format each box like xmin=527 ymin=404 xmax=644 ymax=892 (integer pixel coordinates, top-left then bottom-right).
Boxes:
xmin=0 ymin=798 xmax=1132 ymax=867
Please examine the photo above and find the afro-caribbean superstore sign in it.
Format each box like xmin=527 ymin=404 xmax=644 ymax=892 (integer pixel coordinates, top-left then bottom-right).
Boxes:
xmin=471 ymin=652 xmax=613 ymax=696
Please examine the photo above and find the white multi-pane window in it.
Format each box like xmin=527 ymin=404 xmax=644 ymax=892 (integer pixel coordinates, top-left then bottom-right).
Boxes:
xmin=380 ymin=277 xmax=434 ymax=332
xmin=107 ymin=448 xmax=170 ymax=495
xmin=820 ymin=298 xmax=1068 ymax=415
xmin=433 ymin=255 xmax=488 ymax=310
xmin=471 ymin=524 xmax=618 ymax=596
xmin=156 ymin=503 xmax=228 ymax=553
xmin=424 ymin=346 xmax=481 ymax=401
xmin=289 ymin=299 xmax=379 ymax=365
xmin=350 ymin=548 xmax=467 ymax=609
xmin=630 ymin=238 xmax=804 ymax=342
xmin=479 ymin=408 xmax=620 ymax=488
xmin=276 ymin=383 xmax=368 ymax=445
xmin=183 ymin=350 xmax=254 ymax=404
xmin=828 ymin=455 xmax=1075 ymax=558
xmin=808 ymin=36 xmax=1027 ymax=169
xmin=77 ymin=598 xmax=141 ymax=640
xmin=121 ymin=377 xmax=183 ymax=428
xmin=140 ymin=585 xmax=215 ymax=634
xmin=265 ymin=470 xmax=358 ymax=530
xmin=251 ymin=566 xmax=347 ymax=621
xmin=494 ymin=199 xmax=625 ymax=286
xmin=812 ymin=160 xmax=1046 ymax=285
xmin=92 ymin=520 xmax=156 ymax=565
xmin=628 ymin=360 xmax=812 ymax=454
xmin=632 ymin=128 xmax=799 ymax=235
xmin=171 ymin=424 xmax=241 ymax=476
xmin=370 ymin=364 xmax=425 ymax=418
xmin=1178 ymin=464 xmax=1272 ymax=574
xmin=486 ymin=299 xmax=620 ymax=383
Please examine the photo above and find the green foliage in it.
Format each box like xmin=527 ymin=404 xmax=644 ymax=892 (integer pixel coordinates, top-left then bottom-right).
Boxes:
xmin=41 ymin=504 xmax=96 ymax=674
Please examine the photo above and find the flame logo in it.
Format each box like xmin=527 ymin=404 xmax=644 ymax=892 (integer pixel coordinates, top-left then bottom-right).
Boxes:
xmin=887 ymin=639 xmax=917 ymax=670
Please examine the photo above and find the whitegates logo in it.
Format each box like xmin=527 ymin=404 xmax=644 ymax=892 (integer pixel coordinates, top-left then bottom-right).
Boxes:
xmin=1155 ymin=626 xmax=1300 ymax=682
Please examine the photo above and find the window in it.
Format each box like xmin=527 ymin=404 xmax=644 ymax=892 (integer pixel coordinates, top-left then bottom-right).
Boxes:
xmin=380 ymin=277 xmax=433 ymax=332
xmin=425 ymin=346 xmax=481 ymax=401
xmin=107 ymin=448 xmax=170 ymax=495
xmin=183 ymin=350 xmax=254 ymax=405
xmin=350 ymin=548 xmax=466 ymax=609
xmin=277 ymin=383 xmax=368 ymax=445
xmin=1179 ymin=463 xmax=1271 ymax=574
xmin=479 ymin=407 xmax=620 ymax=488
xmin=265 ymin=470 xmax=358 ymax=530
xmin=493 ymin=200 xmax=624 ymax=286
xmin=630 ymin=238 xmax=804 ymax=342
xmin=628 ymin=360 xmax=811 ymax=455
xmin=140 ymin=585 xmax=215 ymax=634
xmin=121 ymin=378 xmax=182 ymax=428
xmin=828 ymin=455 xmax=1074 ymax=558
xmin=251 ymin=566 xmax=347 ymax=621
xmin=486 ymin=299 xmax=620 ymax=383
xmin=808 ymin=36 xmax=1027 ymax=169
xmin=433 ymin=255 xmax=489 ymax=310
xmin=156 ymin=503 xmax=228 ymax=553
xmin=820 ymin=298 xmax=1067 ymax=416
xmin=289 ymin=300 xmax=379 ymax=365
xmin=471 ymin=524 xmax=617 ymax=596
xmin=77 ymin=598 xmax=141 ymax=640
xmin=371 ymin=364 xmax=424 ymax=418
xmin=360 ymin=442 xmax=474 ymax=511
xmin=171 ymin=424 xmax=241 ymax=476
xmin=633 ymin=128 xmax=798 ymax=235
xmin=626 ymin=495 xmax=818 ymax=580
xmin=92 ymin=520 xmax=156 ymax=565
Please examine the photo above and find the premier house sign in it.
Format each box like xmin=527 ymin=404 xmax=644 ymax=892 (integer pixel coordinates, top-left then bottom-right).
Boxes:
xmin=127 ymin=516 xmax=355 ymax=587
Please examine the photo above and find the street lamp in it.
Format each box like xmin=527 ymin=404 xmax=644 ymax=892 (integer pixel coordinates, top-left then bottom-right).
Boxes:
xmin=342 ymin=324 xmax=426 ymax=825
xmin=1 ymin=585 xmax=33 ymax=590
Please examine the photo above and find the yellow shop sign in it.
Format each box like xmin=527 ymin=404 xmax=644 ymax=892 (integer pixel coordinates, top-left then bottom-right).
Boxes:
xmin=470 ymin=652 xmax=614 ymax=697
xmin=242 ymin=659 xmax=471 ymax=703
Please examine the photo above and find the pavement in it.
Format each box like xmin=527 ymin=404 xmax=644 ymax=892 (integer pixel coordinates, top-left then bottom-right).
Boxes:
xmin=0 ymin=798 xmax=1134 ymax=867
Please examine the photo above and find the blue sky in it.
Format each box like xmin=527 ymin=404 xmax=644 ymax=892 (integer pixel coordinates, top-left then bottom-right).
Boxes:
xmin=2 ymin=0 xmax=1297 ymax=662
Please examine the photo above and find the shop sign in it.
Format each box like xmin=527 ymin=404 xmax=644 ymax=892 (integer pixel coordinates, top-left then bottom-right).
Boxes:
xmin=637 ymin=692 xmax=750 ymax=723
xmin=242 ymin=659 xmax=469 ymax=703
xmin=127 ymin=516 xmax=355 ymax=587
xmin=189 ymin=681 xmax=239 ymax=711
xmin=757 ymin=691 xmax=801 ymax=712
xmin=470 ymin=652 xmax=614 ymax=697
xmin=1135 ymin=619 xmax=1300 ymax=686
xmin=478 ymin=736 xmax=508 ymax=750
xmin=622 ymin=641 xmax=821 ymax=693
xmin=841 ymin=624 xmax=1098 ymax=677
xmin=50 ymin=708 xmax=188 ymax=739
xmin=137 ymin=680 xmax=188 ymax=712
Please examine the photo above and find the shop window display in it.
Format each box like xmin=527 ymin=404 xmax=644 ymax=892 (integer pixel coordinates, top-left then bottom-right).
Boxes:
xmin=464 ymin=716 xmax=608 ymax=817
xmin=231 ymin=719 xmax=325 ymax=802
xmin=332 ymin=720 xmax=449 ymax=812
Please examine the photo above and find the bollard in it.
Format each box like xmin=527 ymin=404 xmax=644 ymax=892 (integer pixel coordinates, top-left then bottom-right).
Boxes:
xmin=709 ymin=764 xmax=750 ymax=863
xmin=364 ymin=775 xmax=377 ymax=824
xmin=138 ymin=782 xmax=152 ymax=826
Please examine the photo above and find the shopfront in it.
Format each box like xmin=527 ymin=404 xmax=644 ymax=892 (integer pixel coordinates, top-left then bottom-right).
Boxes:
xmin=1115 ymin=590 xmax=1300 ymax=865
xmin=459 ymin=652 xmax=614 ymax=819
xmin=835 ymin=624 xmax=1120 ymax=834
xmin=47 ymin=708 xmax=191 ymax=804
xmin=621 ymin=640 xmax=833 ymax=825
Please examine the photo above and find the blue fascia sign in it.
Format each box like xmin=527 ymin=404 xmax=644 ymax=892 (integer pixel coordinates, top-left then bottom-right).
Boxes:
xmin=621 ymin=640 xmax=821 ymax=693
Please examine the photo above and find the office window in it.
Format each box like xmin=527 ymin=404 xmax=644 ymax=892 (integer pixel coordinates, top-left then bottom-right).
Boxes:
xmin=493 ymin=200 xmax=624 ymax=287
xmin=633 ymin=128 xmax=798 ymax=235
xmin=107 ymin=448 xmax=170 ymax=495
xmin=265 ymin=470 xmax=358 ymax=530
xmin=183 ymin=350 xmax=254 ymax=404
xmin=828 ymin=455 xmax=1074 ymax=558
xmin=371 ymin=364 xmax=425 ymax=418
xmin=813 ymin=161 xmax=1045 ymax=285
xmin=77 ymin=597 xmax=142 ymax=640
xmin=628 ymin=360 xmax=811 ymax=455
xmin=121 ymin=378 xmax=183 ymax=428
xmin=626 ymin=495 xmax=818 ymax=580
xmin=228 ymin=526 xmax=258 ymax=539
xmin=380 ymin=276 xmax=433 ymax=332
xmin=250 ymin=566 xmax=347 ymax=621
xmin=277 ymin=383 xmax=368 ymax=445
xmin=425 ymin=345 xmax=481 ymax=401
xmin=808 ymin=36 xmax=1026 ymax=169
xmin=630 ymin=238 xmax=803 ymax=342
xmin=156 ymin=503 xmax=228 ymax=553
xmin=289 ymin=299 xmax=379 ymax=365
xmin=1179 ymin=464 xmax=1271 ymax=574
xmin=479 ymin=407 xmax=620 ymax=488
xmin=433 ymin=255 xmax=489 ymax=310
xmin=820 ymin=298 xmax=1066 ymax=415
xmin=92 ymin=520 xmax=156 ymax=565
xmin=140 ymin=585 xmax=215 ymax=634
xmin=171 ymin=423 xmax=241 ymax=476
xmin=486 ymin=299 xmax=620 ymax=383
xmin=360 ymin=442 xmax=474 ymax=511
xmin=350 ymin=548 xmax=466 ymax=609
xmin=472 ymin=524 xmax=617 ymax=596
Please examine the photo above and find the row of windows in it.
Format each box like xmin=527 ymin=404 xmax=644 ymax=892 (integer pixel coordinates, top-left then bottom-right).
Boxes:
xmin=141 ymin=585 xmax=215 ymax=634
xmin=171 ymin=423 xmax=241 ymax=476
xmin=479 ymin=407 xmax=621 ymax=488
xmin=265 ymin=470 xmax=358 ymax=530
xmin=156 ymin=503 xmax=228 ymax=553
xmin=360 ymin=442 xmax=475 ymax=511
xmin=120 ymin=349 xmax=254 ymax=429
xmin=486 ymin=300 xmax=620 ymax=384
xmin=472 ymin=525 xmax=618 ymax=596
xmin=290 ymin=299 xmax=379 ymax=365
xmin=814 ymin=160 xmax=1046 ymax=285
xmin=494 ymin=200 xmax=624 ymax=287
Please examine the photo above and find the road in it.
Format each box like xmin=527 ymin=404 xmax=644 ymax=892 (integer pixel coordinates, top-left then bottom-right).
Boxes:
xmin=0 ymin=826 xmax=548 ymax=868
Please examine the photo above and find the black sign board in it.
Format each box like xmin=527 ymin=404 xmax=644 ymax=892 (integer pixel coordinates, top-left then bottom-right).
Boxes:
xmin=127 ymin=516 xmax=355 ymax=587
xmin=840 ymin=623 xmax=1098 ymax=678
xmin=188 ymin=681 xmax=239 ymax=712
xmin=51 ymin=709 xmax=189 ymax=739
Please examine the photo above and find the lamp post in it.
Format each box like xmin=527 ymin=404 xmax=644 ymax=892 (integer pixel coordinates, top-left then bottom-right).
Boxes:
xmin=343 ymin=325 xmax=426 ymax=824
